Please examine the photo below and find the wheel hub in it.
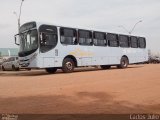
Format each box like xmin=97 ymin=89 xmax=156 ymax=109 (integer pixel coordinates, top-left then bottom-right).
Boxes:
xmin=122 ymin=60 xmax=127 ymax=67
xmin=66 ymin=62 xmax=73 ymax=70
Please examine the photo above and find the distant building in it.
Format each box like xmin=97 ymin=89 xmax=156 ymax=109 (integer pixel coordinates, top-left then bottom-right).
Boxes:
xmin=0 ymin=48 xmax=18 ymax=57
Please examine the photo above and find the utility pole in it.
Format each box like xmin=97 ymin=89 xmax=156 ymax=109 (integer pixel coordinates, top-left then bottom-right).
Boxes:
xmin=118 ymin=20 xmax=142 ymax=35
xmin=13 ymin=0 xmax=25 ymax=33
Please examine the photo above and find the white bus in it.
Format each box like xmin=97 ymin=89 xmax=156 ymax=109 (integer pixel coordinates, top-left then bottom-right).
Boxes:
xmin=15 ymin=21 xmax=148 ymax=73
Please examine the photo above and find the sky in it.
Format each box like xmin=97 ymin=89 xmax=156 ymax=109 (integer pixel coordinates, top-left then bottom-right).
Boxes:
xmin=0 ymin=0 xmax=160 ymax=53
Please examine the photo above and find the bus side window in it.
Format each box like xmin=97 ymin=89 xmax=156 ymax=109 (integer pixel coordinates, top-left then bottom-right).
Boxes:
xmin=130 ymin=36 xmax=138 ymax=48
xmin=78 ymin=30 xmax=93 ymax=46
xmin=39 ymin=25 xmax=58 ymax=53
xmin=93 ymin=32 xmax=107 ymax=46
xmin=60 ymin=28 xmax=77 ymax=45
xmin=106 ymin=33 xmax=119 ymax=47
xmin=119 ymin=35 xmax=130 ymax=48
xmin=40 ymin=33 xmax=57 ymax=46
xmin=138 ymin=37 xmax=146 ymax=48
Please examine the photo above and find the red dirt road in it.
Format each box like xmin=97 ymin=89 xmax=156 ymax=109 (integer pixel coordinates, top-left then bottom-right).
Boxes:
xmin=0 ymin=64 xmax=160 ymax=114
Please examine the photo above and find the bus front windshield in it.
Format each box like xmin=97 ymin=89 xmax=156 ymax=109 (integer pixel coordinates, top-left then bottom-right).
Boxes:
xmin=19 ymin=29 xmax=38 ymax=53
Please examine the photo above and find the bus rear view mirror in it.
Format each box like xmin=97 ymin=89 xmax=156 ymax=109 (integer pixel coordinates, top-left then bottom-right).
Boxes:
xmin=15 ymin=34 xmax=20 ymax=45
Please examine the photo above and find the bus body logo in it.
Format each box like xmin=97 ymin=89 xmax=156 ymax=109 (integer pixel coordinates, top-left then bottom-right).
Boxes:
xmin=69 ymin=48 xmax=94 ymax=57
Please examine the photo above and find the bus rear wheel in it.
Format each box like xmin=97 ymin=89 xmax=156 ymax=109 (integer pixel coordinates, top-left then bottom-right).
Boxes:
xmin=62 ymin=58 xmax=75 ymax=73
xmin=45 ymin=68 xmax=57 ymax=74
xmin=118 ymin=57 xmax=129 ymax=69
xmin=101 ymin=65 xmax=111 ymax=70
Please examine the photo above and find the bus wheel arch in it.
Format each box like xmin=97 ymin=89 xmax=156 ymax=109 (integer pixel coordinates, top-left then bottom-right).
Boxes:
xmin=63 ymin=55 xmax=77 ymax=67
xmin=62 ymin=55 xmax=77 ymax=73
xmin=118 ymin=55 xmax=129 ymax=69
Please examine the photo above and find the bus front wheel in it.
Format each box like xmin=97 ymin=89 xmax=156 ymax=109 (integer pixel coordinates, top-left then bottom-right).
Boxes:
xmin=118 ymin=57 xmax=129 ymax=69
xmin=62 ymin=58 xmax=75 ymax=73
xmin=45 ymin=68 xmax=57 ymax=74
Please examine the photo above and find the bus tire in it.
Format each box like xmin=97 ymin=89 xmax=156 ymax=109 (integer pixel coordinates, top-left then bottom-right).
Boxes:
xmin=26 ymin=68 xmax=31 ymax=71
xmin=45 ymin=68 xmax=57 ymax=74
xmin=2 ymin=66 xmax=5 ymax=71
xmin=62 ymin=58 xmax=75 ymax=73
xmin=12 ymin=65 xmax=16 ymax=71
xmin=16 ymin=67 xmax=20 ymax=71
xmin=118 ymin=57 xmax=129 ymax=69
xmin=101 ymin=65 xmax=111 ymax=70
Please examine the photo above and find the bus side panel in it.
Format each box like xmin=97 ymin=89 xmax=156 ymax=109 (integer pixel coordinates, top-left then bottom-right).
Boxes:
xmin=109 ymin=47 xmax=122 ymax=65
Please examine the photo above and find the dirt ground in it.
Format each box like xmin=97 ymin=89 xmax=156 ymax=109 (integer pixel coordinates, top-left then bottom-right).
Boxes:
xmin=0 ymin=64 xmax=160 ymax=114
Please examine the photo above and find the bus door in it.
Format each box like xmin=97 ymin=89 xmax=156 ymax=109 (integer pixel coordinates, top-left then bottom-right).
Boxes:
xmin=39 ymin=25 xmax=58 ymax=68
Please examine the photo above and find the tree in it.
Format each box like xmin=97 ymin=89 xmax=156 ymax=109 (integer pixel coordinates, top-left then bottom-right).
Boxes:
xmin=0 ymin=52 xmax=2 ymax=57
